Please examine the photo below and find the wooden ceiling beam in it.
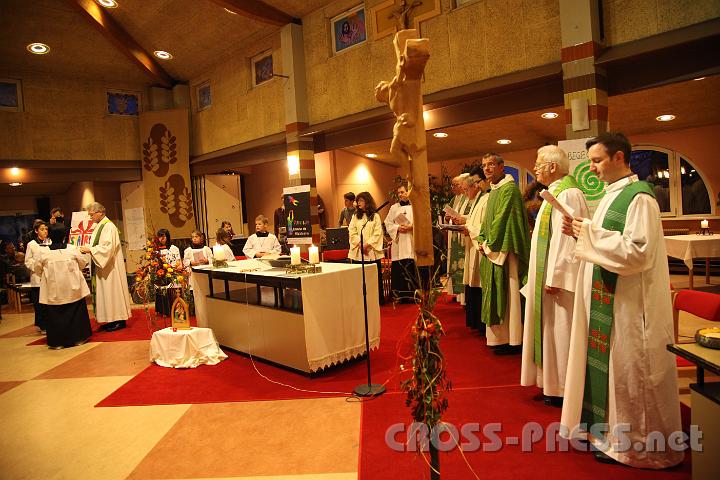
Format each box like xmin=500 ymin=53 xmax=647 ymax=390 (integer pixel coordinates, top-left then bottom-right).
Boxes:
xmin=206 ymin=0 xmax=300 ymax=26
xmin=67 ymin=0 xmax=175 ymax=88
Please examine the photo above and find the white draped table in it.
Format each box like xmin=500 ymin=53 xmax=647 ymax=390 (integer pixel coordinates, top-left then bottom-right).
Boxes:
xmin=665 ymin=235 xmax=720 ymax=289
xmin=150 ymin=327 xmax=228 ymax=368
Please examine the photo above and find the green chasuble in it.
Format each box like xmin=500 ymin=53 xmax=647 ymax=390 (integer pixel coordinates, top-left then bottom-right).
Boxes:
xmin=449 ymin=194 xmax=474 ymax=294
xmin=581 ymin=180 xmax=655 ymax=437
xmin=477 ymin=178 xmax=531 ymax=326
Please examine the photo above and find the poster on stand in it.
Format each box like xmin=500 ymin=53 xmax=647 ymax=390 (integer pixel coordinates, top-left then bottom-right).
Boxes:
xmin=283 ymin=185 xmax=312 ymax=244
xmin=559 ymin=137 xmax=605 ymax=215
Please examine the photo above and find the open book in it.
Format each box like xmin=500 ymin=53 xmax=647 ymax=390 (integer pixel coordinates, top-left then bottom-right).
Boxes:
xmin=394 ymin=212 xmax=410 ymax=226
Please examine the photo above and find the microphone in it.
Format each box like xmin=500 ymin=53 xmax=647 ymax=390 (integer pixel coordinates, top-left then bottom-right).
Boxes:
xmin=377 ymin=200 xmax=390 ymax=212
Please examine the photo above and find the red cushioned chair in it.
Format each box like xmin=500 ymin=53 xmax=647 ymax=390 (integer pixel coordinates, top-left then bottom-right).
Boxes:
xmin=672 ymin=290 xmax=720 ymax=369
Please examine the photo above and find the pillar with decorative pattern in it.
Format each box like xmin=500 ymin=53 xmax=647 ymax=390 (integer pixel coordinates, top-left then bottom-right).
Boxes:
xmin=559 ymin=0 xmax=608 ymax=140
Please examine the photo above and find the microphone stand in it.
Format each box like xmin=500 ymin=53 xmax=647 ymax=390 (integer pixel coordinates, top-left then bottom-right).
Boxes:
xmin=354 ymin=217 xmax=386 ymax=397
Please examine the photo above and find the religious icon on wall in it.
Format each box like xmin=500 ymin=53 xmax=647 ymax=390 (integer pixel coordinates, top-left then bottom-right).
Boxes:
xmin=332 ymin=5 xmax=367 ymax=54
xmin=107 ymin=90 xmax=141 ymax=115
xmin=171 ymin=295 xmax=191 ymax=330
xmin=197 ymin=82 xmax=211 ymax=111
xmin=0 ymin=79 xmax=22 ymax=112
xmin=252 ymin=50 xmax=274 ymax=87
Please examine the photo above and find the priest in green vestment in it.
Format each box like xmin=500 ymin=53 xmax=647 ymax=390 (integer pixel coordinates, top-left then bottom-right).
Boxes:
xmin=445 ymin=173 xmax=469 ymax=302
xmin=476 ymin=153 xmax=531 ymax=355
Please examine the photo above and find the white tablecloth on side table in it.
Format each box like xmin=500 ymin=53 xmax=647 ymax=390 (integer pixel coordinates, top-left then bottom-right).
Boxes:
xmin=150 ymin=327 xmax=227 ymax=368
xmin=664 ymin=234 xmax=720 ymax=289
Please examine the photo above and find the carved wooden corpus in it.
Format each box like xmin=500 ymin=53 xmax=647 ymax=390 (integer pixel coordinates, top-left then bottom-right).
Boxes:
xmin=375 ymin=29 xmax=433 ymax=266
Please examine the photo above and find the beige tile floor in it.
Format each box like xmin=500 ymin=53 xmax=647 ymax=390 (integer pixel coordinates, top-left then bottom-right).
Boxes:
xmin=0 ymin=308 xmax=360 ymax=480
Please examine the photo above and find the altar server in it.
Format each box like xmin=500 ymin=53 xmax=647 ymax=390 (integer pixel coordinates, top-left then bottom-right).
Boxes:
xmin=24 ymin=220 xmax=51 ymax=333
xmin=243 ymin=215 xmax=281 ymax=258
xmin=385 ymin=182 xmax=415 ymax=302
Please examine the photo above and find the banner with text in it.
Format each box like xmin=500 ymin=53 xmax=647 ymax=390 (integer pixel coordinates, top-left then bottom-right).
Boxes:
xmin=283 ymin=185 xmax=312 ymax=244
xmin=559 ymin=137 xmax=605 ymax=216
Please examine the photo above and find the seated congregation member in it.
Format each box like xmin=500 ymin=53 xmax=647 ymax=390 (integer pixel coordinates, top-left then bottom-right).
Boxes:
xmin=338 ymin=192 xmax=356 ymax=226
xmin=560 ymin=132 xmax=682 ymax=468
xmin=348 ymin=191 xmax=385 ymax=305
xmin=243 ymin=215 xmax=281 ymax=258
xmin=155 ymin=229 xmax=181 ymax=317
xmin=37 ymin=223 xmax=92 ymax=349
xmin=384 ymin=182 xmax=415 ymax=302
xmin=520 ymin=145 xmax=588 ymax=408
xmin=214 ymin=228 xmax=235 ymax=261
xmin=477 ymin=153 xmax=531 ymax=355
xmin=25 ymin=220 xmax=52 ymax=333
xmin=184 ymin=229 xmax=212 ymax=328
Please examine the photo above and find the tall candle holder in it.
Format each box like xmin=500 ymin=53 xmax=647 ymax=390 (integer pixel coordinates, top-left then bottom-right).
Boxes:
xmin=699 ymin=227 xmax=712 ymax=236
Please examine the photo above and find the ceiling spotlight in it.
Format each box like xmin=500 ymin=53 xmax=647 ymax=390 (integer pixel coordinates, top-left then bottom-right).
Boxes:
xmin=10 ymin=167 xmax=20 ymax=176
xmin=153 ymin=50 xmax=173 ymax=60
xmin=656 ymin=114 xmax=675 ymax=122
xmin=365 ymin=153 xmax=378 ymax=158
xmin=97 ymin=0 xmax=118 ymax=7
xmin=693 ymin=77 xmax=706 ymax=81
xmin=541 ymin=112 xmax=559 ymax=119
xmin=496 ymin=139 xmax=512 ymax=145
xmin=433 ymin=132 xmax=448 ymax=138
xmin=224 ymin=8 xmax=238 ymax=14
xmin=9 ymin=182 xmax=22 ymax=187
xmin=27 ymin=43 xmax=50 ymax=55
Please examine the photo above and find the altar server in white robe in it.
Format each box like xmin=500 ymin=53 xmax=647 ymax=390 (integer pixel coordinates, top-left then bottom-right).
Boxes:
xmin=243 ymin=215 xmax=282 ymax=258
xmin=520 ymin=145 xmax=588 ymax=407
xmin=79 ymin=202 xmax=132 ymax=332
xmin=184 ymin=229 xmax=213 ymax=328
xmin=385 ymin=183 xmax=415 ymax=302
xmin=155 ymin=228 xmax=182 ymax=317
xmin=560 ymin=132 xmax=682 ymax=468
xmin=348 ymin=191 xmax=385 ymax=305
xmin=455 ymin=171 xmax=490 ymax=332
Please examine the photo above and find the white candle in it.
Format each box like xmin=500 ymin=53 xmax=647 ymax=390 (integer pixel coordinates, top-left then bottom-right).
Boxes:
xmin=213 ymin=245 xmax=226 ymax=261
xmin=309 ymin=245 xmax=319 ymax=264
xmin=290 ymin=246 xmax=301 ymax=265
xmin=701 ymin=219 xmax=709 ymax=229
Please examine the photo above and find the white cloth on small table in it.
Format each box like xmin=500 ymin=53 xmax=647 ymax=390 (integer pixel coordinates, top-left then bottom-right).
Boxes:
xmin=150 ymin=327 xmax=227 ymax=368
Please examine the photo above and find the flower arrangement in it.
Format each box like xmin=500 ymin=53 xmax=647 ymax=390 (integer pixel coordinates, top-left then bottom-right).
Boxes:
xmin=133 ymin=235 xmax=191 ymax=327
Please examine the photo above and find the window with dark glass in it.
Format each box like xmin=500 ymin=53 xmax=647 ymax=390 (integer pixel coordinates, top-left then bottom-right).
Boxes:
xmin=679 ymin=158 xmax=711 ymax=215
xmin=630 ymin=149 xmax=671 ymax=213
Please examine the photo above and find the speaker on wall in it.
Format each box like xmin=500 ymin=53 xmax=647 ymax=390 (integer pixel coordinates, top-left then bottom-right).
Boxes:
xmin=36 ymin=197 xmax=51 ymax=221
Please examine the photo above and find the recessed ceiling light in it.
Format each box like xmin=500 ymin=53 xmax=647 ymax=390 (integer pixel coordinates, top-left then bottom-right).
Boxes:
xmin=153 ymin=50 xmax=173 ymax=60
xmin=433 ymin=132 xmax=448 ymax=138
xmin=97 ymin=0 xmax=118 ymax=7
xmin=10 ymin=167 xmax=20 ymax=176
xmin=224 ymin=8 xmax=237 ymax=14
xmin=27 ymin=43 xmax=50 ymax=55
xmin=656 ymin=114 xmax=675 ymax=122
xmin=497 ymin=139 xmax=512 ymax=145
xmin=541 ymin=112 xmax=559 ymax=119
xmin=693 ymin=77 xmax=706 ymax=81
xmin=9 ymin=182 xmax=22 ymax=187
xmin=365 ymin=153 xmax=378 ymax=158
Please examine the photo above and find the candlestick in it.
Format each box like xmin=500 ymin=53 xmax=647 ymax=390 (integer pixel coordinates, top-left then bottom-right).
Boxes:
xmin=309 ymin=245 xmax=319 ymax=264
xmin=213 ymin=245 xmax=226 ymax=261
xmin=290 ymin=246 xmax=301 ymax=265
xmin=701 ymin=219 xmax=709 ymax=229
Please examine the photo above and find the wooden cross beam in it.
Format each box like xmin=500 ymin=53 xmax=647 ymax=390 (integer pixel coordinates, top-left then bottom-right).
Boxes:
xmin=207 ymin=0 xmax=300 ymax=26
xmin=67 ymin=0 xmax=175 ymax=88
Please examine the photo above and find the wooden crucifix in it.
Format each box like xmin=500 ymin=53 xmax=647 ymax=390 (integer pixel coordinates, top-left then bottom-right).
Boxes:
xmin=391 ymin=0 xmax=422 ymax=30
xmin=375 ymin=29 xmax=433 ymax=267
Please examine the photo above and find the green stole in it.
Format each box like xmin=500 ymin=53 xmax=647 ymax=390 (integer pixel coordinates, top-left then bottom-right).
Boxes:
xmin=478 ymin=180 xmax=531 ymax=326
xmin=581 ymin=180 xmax=655 ymax=436
xmin=90 ymin=217 xmax=109 ymax=315
xmin=450 ymin=195 xmax=476 ymax=294
xmin=533 ymin=175 xmax=580 ymax=366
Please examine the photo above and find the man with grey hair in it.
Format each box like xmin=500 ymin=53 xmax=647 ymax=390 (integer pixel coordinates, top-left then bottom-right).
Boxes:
xmin=445 ymin=172 xmax=470 ymax=303
xmin=79 ymin=202 xmax=132 ymax=331
xmin=520 ymin=145 xmax=588 ymax=407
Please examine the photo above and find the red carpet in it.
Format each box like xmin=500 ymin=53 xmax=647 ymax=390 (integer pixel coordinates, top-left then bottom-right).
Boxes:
xmin=27 ymin=308 xmax=196 ymax=346
xmin=359 ymin=387 xmax=691 ymax=479
xmin=97 ymin=297 xmax=521 ymax=406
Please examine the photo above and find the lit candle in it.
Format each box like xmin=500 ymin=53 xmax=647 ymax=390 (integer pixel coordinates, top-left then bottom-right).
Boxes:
xmin=309 ymin=245 xmax=319 ymax=264
xmin=290 ymin=245 xmax=301 ymax=265
xmin=213 ymin=245 xmax=226 ymax=261
xmin=701 ymin=219 xmax=709 ymax=229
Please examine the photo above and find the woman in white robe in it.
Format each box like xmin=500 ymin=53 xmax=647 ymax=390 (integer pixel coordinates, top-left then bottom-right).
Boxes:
xmin=184 ymin=230 xmax=213 ymax=328
xmin=155 ymin=228 xmax=181 ymax=317
xmin=348 ymin=192 xmax=385 ymax=305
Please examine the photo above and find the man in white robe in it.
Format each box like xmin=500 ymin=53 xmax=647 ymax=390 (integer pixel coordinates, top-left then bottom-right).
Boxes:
xmin=80 ymin=202 xmax=132 ymax=332
xmin=445 ymin=173 xmax=469 ymax=302
xmin=520 ymin=146 xmax=588 ymax=407
xmin=385 ymin=183 xmax=415 ymax=302
xmin=243 ymin=215 xmax=281 ymax=258
xmin=560 ymin=132 xmax=683 ymax=468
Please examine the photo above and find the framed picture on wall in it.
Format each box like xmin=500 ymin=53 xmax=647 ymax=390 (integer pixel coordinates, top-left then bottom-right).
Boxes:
xmin=331 ymin=4 xmax=367 ymax=54
xmin=107 ymin=90 xmax=141 ymax=116
xmin=196 ymin=81 xmax=211 ymax=111
xmin=0 ymin=79 xmax=23 ymax=112
xmin=251 ymin=50 xmax=274 ymax=87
